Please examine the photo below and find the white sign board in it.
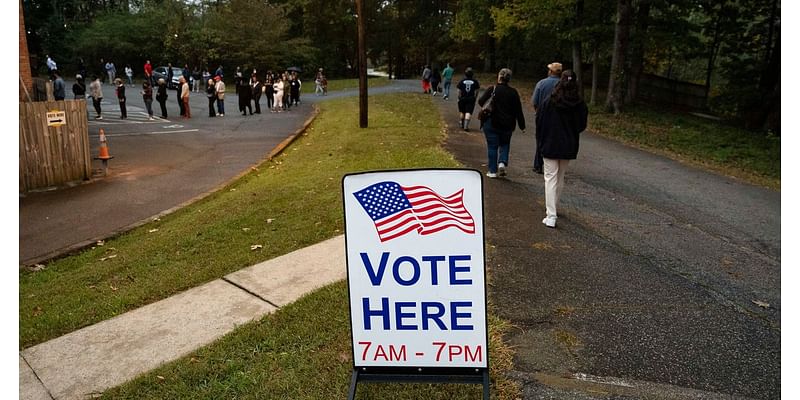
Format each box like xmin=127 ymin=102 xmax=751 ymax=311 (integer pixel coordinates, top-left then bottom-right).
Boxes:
xmin=46 ymin=110 xmax=66 ymax=127
xmin=343 ymin=169 xmax=487 ymax=369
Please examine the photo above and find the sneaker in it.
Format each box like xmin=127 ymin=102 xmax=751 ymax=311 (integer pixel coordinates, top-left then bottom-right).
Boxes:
xmin=498 ymin=162 xmax=507 ymax=176
xmin=486 ymin=172 xmax=497 ymax=178
xmin=95 ymin=115 xmax=103 ymax=120
xmin=542 ymin=216 xmax=556 ymax=228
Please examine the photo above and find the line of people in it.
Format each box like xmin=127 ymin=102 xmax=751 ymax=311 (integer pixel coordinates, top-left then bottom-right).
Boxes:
xmin=68 ymin=69 xmax=307 ymax=121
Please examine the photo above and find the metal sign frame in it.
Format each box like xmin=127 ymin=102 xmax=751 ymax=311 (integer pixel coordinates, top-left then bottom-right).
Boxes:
xmin=342 ymin=168 xmax=489 ymax=399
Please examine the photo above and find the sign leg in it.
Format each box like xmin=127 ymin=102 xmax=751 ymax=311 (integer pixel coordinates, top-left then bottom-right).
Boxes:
xmin=482 ymin=369 xmax=490 ymax=400
xmin=347 ymin=368 xmax=360 ymax=400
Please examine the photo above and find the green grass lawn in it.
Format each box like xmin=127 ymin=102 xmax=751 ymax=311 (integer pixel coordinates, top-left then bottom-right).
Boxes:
xmin=587 ymin=104 xmax=780 ymax=189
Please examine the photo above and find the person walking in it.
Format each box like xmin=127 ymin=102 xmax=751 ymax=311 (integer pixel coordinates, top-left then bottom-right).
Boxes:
xmin=289 ymin=72 xmax=301 ymax=106
xmin=430 ymin=67 xmax=441 ymax=97
xmin=456 ymin=67 xmax=479 ymax=131
xmin=535 ymin=70 xmax=588 ymax=228
xmin=265 ymin=72 xmax=274 ymax=110
xmin=144 ymin=60 xmax=153 ymax=85
xmin=238 ymin=78 xmax=252 ymax=116
xmin=167 ymin=62 xmax=174 ymax=87
xmin=476 ymin=68 xmax=525 ymax=178
xmin=192 ymin=66 xmax=201 ymax=92
xmin=206 ymin=79 xmax=217 ymax=117
xmin=89 ymin=75 xmax=103 ymax=119
xmin=105 ymin=61 xmax=116 ymax=84
xmin=46 ymin=55 xmax=57 ymax=79
xmin=124 ymin=64 xmax=134 ymax=87
xmin=115 ymin=78 xmax=127 ymax=119
xmin=77 ymin=58 xmax=87 ymax=79
xmin=251 ymin=74 xmax=263 ymax=114
xmin=315 ymin=68 xmax=324 ymax=96
xmin=176 ymin=74 xmax=185 ymax=117
xmin=441 ymin=63 xmax=454 ymax=100
xmin=531 ymin=62 xmax=562 ymax=174
xmin=421 ymin=65 xmax=432 ymax=93
xmin=141 ymin=80 xmax=154 ymax=120
xmin=156 ymin=78 xmax=168 ymax=119
xmin=272 ymin=75 xmax=284 ymax=112
xmin=180 ymin=76 xmax=191 ymax=118
xmin=202 ymin=68 xmax=211 ymax=88
xmin=52 ymin=72 xmax=66 ymax=100
xmin=72 ymin=74 xmax=86 ymax=99
xmin=182 ymin=64 xmax=191 ymax=85
xmin=214 ymin=75 xmax=226 ymax=116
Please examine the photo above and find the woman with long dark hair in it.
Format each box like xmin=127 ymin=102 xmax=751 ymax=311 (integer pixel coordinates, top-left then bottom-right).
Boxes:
xmin=535 ymin=69 xmax=589 ymax=228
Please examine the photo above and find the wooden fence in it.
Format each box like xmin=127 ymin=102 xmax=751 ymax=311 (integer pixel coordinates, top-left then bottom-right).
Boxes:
xmin=19 ymin=100 xmax=92 ymax=193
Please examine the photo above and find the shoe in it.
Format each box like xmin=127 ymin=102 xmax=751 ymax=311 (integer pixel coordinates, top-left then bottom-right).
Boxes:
xmin=486 ymin=172 xmax=497 ymax=178
xmin=433 ymin=91 xmax=437 ymax=96
xmin=95 ymin=115 xmax=103 ymax=120
xmin=498 ymin=163 xmax=507 ymax=176
xmin=542 ymin=216 xmax=556 ymax=228
xmin=533 ymin=167 xmax=543 ymax=174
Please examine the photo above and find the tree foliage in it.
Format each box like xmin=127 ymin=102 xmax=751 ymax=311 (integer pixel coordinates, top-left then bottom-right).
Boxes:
xmin=23 ymin=0 xmax=780 ymax=131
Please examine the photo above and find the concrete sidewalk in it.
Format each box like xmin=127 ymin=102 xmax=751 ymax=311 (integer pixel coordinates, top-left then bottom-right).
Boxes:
xmin=20 ymin=235 xmax=346 ymax=400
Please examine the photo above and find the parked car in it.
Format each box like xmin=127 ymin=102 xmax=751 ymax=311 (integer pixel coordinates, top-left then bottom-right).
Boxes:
xmin=151 ymin=66 xmax=183 ymax=89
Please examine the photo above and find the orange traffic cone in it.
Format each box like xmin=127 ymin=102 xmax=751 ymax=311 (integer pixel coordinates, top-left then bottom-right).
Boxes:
xmin=97 ymin=128 xmax=112 ymax=160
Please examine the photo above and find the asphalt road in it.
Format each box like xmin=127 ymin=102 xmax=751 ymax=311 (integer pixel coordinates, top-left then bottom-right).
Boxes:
xmin=435 ymin=92 xmax=780 ymax=399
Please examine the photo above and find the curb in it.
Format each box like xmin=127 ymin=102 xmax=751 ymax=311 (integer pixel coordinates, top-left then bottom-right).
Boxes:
xmin=21 ymin=105 xmax=321 ymax=268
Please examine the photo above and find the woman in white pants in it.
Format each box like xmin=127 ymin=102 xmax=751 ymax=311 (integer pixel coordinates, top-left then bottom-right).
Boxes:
xmin=534 ymin=70 xmax=588 ymax=228
xmin=272 ymin=76 xmax=285 ymax=112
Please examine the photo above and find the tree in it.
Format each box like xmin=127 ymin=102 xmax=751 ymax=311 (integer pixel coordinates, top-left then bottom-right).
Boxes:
xmin=605 ymin=0 xmax=632 ymax=114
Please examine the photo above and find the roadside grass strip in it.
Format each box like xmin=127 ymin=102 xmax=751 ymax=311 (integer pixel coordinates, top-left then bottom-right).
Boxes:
xmin=587 ymin=104 xmax=780 ymax=189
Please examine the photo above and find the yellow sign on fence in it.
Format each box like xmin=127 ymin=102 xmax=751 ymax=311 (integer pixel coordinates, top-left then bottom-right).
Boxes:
xmin=46 ymin=110 xmax=66 ymax=127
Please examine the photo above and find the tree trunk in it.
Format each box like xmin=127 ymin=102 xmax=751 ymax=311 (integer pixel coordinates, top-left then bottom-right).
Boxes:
xmin=606 ymin=0 xmax=632 ymax=114
xmin=485 ymin=35 xmax=496 ymax=72
xmin=590 ymin=43 xmax=598 ymax=106
xmin=573 ymin=0 xmax=584 ymax=99
xmin=626 ymin=0 xmax=650 ymax=104
xmin=704 ymin=6 xmax=722 ymax=100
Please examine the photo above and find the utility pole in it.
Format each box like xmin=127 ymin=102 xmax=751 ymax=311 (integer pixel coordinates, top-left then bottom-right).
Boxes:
xmin=356 ymin=0 xmax=368 ymax=128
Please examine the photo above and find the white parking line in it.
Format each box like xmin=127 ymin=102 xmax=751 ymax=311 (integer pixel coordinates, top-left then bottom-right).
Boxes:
xmin=92 ymin=129 xmax=200 ymax=137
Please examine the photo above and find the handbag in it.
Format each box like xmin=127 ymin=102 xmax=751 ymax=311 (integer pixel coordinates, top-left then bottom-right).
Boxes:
xmin=478 ymin=86 xmax=496 ymax=123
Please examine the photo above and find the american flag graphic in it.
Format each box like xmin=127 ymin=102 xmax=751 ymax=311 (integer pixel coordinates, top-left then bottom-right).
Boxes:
xmin=353 ymin=181 xmax=476 ymax=242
